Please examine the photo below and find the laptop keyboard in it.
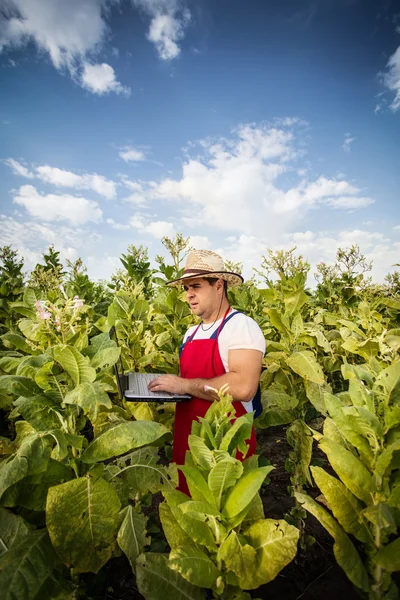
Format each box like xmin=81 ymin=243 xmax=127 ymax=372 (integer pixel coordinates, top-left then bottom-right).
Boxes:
xmin=132 ymin=373 xmax=174 ymax=397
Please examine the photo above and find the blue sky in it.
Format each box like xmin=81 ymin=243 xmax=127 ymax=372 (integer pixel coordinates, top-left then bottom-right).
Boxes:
xmin=0 ymin=0 xmax=399 ymax=283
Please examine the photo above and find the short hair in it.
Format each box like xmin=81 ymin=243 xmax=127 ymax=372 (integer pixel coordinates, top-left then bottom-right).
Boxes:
xmin=203 ymin=277 xmax=228 ymax=296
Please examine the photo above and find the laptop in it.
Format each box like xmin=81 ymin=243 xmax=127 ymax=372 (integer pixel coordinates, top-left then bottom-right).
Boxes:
xmin=109 ymin=327 xmax=191 ymax=402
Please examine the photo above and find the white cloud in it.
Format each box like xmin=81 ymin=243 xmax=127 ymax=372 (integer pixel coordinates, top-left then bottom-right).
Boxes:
xmin=145 ymin=220 xmax=176 ymax=238
xmin=188 ymin=235 xmax=211 ymax=250
xmin=133 ymin=0 xmax=190 ymax=60
xmin=0 ymin=0 xmax=129 ymax=95
xmin=0 ymin=214 xmax=100 ymax=271
xmin=342 ymin=133 xmax=356 ymax=153
xmin=393 ymin=225 xmax=400 ymax=231
xmin=3 ymin=158 xmax=34 ymax=178
xmin=13 ymin=185 xmax=102 ymax=224
xmin=153 ymin=123 xmax=374 ymax=242
xmin=119 ymin=147 xmax=147 ymax=162
xmin=381 ymin=45 xmax=400 ymax=111
xmin=5 ymin=160 xmax=117 ymax=199
xmin=80 ymin=62 xmax=130 ymax=96
xmin=106 ymin=218 xmax=131 ymax=230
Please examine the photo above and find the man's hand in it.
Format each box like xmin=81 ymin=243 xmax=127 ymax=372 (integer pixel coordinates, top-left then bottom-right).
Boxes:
xmin=148 ymin=374 xmax=188 ymax=395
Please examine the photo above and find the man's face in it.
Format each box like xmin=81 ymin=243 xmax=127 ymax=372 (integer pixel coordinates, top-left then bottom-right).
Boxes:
xmin=183 ymin=278 xmax=222 ymax=319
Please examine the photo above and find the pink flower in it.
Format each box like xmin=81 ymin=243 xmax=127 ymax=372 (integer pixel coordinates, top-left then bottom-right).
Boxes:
xmin=35 ymin=300 xmax=45 ymax=310
xmin=39 ymin=310 xmax=51 ymax=320
xmin=73 ymin=296 xmax=85 ymax=309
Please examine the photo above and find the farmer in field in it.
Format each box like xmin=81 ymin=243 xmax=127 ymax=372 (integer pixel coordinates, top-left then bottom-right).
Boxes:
xmin=148 ymin=249 xmax=265 ymax=493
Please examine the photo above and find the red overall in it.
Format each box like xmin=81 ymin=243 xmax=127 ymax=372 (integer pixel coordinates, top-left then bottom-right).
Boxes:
xmin=172 ymin=307 xmax=257 ymax=494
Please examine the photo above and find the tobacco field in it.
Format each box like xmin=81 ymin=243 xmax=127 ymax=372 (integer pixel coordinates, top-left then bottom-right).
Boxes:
xmin=0 ymin=236 xmax=399 ymax=600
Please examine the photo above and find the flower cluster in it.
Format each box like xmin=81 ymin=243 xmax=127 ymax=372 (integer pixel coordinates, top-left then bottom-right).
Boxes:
xmin=35 ymin=299 xmax=52 ymax=320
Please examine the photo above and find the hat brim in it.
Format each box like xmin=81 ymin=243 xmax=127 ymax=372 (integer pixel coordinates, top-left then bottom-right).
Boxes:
xmin=167 ymin=270 xmax=244 ymax=288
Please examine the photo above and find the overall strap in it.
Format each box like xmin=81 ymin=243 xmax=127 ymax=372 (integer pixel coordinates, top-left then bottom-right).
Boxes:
xmin=210 ymin=310 xmax=241 ymax=339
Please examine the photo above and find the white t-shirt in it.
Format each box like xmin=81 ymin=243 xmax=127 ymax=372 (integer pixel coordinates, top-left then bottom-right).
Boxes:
xmin=183 ymin=310 xmax=266 ymax=412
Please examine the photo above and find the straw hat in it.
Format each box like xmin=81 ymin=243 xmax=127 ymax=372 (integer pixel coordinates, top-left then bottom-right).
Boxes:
xmin=167 ymin=250 xmax=244 ymax=287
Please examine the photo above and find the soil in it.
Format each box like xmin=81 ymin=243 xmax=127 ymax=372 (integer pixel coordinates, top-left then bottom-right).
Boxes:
xmin=87 ymin=425 xmax=399 ymax=600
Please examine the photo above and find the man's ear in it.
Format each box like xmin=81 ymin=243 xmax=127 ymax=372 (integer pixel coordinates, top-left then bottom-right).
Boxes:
xmin=216 ymin=278 xmax=224 ymax=293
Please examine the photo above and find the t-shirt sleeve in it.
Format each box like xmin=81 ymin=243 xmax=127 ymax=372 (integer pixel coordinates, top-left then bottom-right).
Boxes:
xmin=220 ymin=314 xmax=266 ymax=354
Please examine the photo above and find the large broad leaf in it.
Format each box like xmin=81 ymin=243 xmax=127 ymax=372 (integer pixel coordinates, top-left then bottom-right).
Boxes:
xmin=0 ymin=508 xmax=30 ymax=556
xmin=0 ymin=529 xmax=62 ymax=600
xmin=1 ymin=332 xmax=37 ymax=355
xmin=159 ymin=502 xmax=193 ymax=549
xmin=243 ymin=519 xmax=299 ymax=588
xmin=310 ymin=467 xmax=370 ymax=543
xmin=286 ymin=351 xmax=325 ymax=385
xmin=208 ymin=460 xmax=243 ymax=510
xmin=287 ymin=419 xmax=313 ymax=486
xmin=179 ymin=465 xmax=217 ymax=506
xmin=16 ymin=354 xmax=53 ymax=379
xmin=222 ymin=466 xmax=273 ymax=520
xmin=2 ymin=458 xmax=73 ymax=511
xmin=81 ymin=420 xmax=170 ymax=464
xmin=284 ymin=289 xmax=308 ymax=316
xmin=116 ymin=446 xmax=178 ymax=496
xmin=170 ymin=544 xmax=219 ymax=588
xmin=117 ymin=505 xmax=149 ymax=572
xmin=0 ymin=434 xmax=52 ymax=501
xmin=296 ymin=492 xmax=370 ymax=592
xmin=318 ymin=437 xmax=372 ymax=504
xmin=46 ymin=475 xmax=121 ymax=573
xmin=52 ymin=345 xmax=96 ymax=386
xmin=83 ymin=332 xmax=121 ymax=370
xmin=136 ymin=552 xmax=204 ymax=600
xmin=217 ymin=530 xmax=257 ymax=589
xmin=164 ymin=491 xmax=217 ymax=551
xmin=13 ymin=395 xmax=63 ymax=432
xmin=374 ymin=537 xmax=400 ymax=573
xmin=0 ymin=375 xmax=42 ymax=398
xmin=304 ymin=381 xmax=327 ymax=415
xmin=188 ymin=435 xmax=215 ymax=470
xmin=374 ymin=362 xmax=400 ymax=405
xmin=63 ymin=382 xmax=112 ymax=422
xmin=256 ymin=408 xmax=293 ymax=429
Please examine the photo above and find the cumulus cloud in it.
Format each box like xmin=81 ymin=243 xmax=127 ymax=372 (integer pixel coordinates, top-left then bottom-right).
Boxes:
xmin=0 ymin=0 xmax=129 ymax=95
xmin=0 ymin=214 xmax=100 ymax=271
xmin=13 ymin=185 xmax=102 ymax=224
xmin=342 ymin=133 xmax=356 ymax=153
xmin=81 ymin=62 xmax=131 ymax=96
xmin=119 ymin=147 xmax=147 ymax=162
xmin=5 ymin=160 xmax=117 ymax=199
xmin=129 ymin=214 xmax=176 ymax=238
xmin=153 ymin=122 xmax=374 ymax=242
xmin=381 ymin=45 xmax=400 ymax=111
xmin=132 ymin=0 xmax=190 ymax=60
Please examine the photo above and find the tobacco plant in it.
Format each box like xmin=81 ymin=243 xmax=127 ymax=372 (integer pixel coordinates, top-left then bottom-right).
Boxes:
xmin=296 ymin=357 xmax=400 ymax=600
xmin=137 ymin=389 xmax=300 ymax=600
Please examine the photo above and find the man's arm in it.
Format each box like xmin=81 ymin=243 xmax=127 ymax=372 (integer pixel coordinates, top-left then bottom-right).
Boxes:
xmin=148 ymin=348 xmax=263 ymax=402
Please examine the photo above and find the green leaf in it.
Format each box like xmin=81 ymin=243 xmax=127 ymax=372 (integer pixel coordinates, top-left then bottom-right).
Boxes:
xmin=63 ymin=382 xmax=112 ymax=422
xmin=261 ymin=387 xmax=298 ymax=410
xmin=0 ymin=434 xmax=52 ymax=501
xmin=46 ymin=475 xmax=121 ymax=573
xmin=81 ymin=420 xmax=171 ymax=464
xmin=13 ymin=396 xmax=63 ymax=432
xmin=218 ymin=530 xmax=257 ymax=589
xmin=0 ymin=356 xmax=21 ymax=374
xmin=243 ymin=519 xmax=300 ymax=588
xmin=0 ymin=508 xmax=30 ymax=556
xmin=170 ymin=543 xmax=219 ymax=588
xmin=374 ymin=362 xmax=400 ymax=405
xmin=164 ymin=491 xmax=217 ymax=551
xmin=1 ymin=332 xmax=36 ymax=355
xmin=0 ymin=529 xmax=61 ymax=600
xmin=84 ymin=332 xmax=120 ymax=369
xmin=374 ymin=537 xmax=400 ymax=573
xmin=223 ymin=466 xmax=273 ymax=520
xmin=117 ymin=505 xmax=149 ymax=572
xmin=304 ymin=381 xmax=327 ymax=414
xmin=116 ymin=446 xmax=178 ymax=496
xmin=296 ymin=492 xmax=369 ymax=592
xmin=287 ymin=419 xmax=313 ymax=485
xmin=284 ymin=289 xmax=308 ymax=316
xmin=179 ymin=466 xmax=217 ymax=506
xmin=16 ymin=354 xmax=53 ymax=379
xmin=318 ymin=437 xmax=372 ymax=504
xmin=267 ymin=309 xmax=289 ymax=333
xmin=310 ymin=467 xmax=371 ymax=544
xmin=208 ymin=460 xmax=243 ymax=510
xmin=159 ymin=502 xmax=193 ymax=549
xmin=286 ymin=351 xmax=325 ymax=385
xmin=219 ymin=412 xmax=253 ymax=456
xmin=136 ymin=552 xmax=204 ymax=600
xmin=52 ymin=345 xmax=96 ymax=386
xmin=188 ymin=435 xmax=215 ymax=470
xmin=256 ymin=408 xmax=293 ymax=428
xmin=0 ymin=375 xmax=42 ymax=397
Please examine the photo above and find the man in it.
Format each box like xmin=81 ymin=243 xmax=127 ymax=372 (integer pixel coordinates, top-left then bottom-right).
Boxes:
xmin=149 ymin=249 xmax=265 ymax=493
